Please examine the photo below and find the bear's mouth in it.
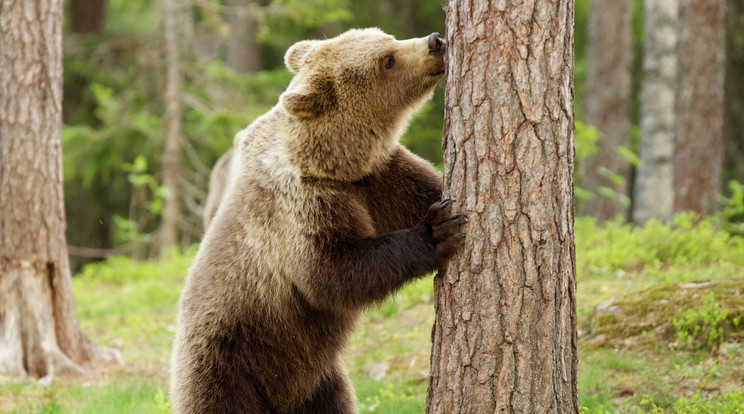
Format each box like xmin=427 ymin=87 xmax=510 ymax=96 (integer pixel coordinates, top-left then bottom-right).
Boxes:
xmin=429 ymin=53 xmax=447 ymax=76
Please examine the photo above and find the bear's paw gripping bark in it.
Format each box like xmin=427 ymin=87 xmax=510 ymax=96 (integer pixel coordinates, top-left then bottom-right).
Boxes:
xmin=423 ymin=199 xmax=467 ymax=264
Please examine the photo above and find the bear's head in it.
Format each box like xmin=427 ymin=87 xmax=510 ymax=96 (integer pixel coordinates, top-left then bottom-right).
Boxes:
xmin=279 ymin=28 xmax=446 ymax=181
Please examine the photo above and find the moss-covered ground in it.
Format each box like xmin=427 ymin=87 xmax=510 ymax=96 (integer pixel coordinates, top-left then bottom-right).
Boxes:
xmin=2 ymin=213 xmax=744 ymax=413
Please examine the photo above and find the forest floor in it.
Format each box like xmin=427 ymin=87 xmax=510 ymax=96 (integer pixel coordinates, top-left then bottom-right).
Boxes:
xmin=2 ymin=214 xmax=744 ymax=413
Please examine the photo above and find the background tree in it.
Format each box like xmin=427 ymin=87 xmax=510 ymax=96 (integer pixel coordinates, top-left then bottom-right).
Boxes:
xmin=673 ymin=0 xmax=726 ymax=215
xmin=632 ymin=0 xmax=678 ymax=224
xmin=0 ymin=0 xmax=120 ymax=379
xmin=69 ymin=0 xmax=106 ymax=34
xmin=580 ymin=0 xmax=632 ymax=221
xmin=160 ymin=0 xmax=185 ymax=254
xmin=426 ymin=1 xmax=578 ymax=412
xmin=225 ymin=0 xmax=264 ymax=73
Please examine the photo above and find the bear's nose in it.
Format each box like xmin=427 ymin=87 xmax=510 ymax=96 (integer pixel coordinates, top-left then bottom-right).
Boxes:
xmin=428 ymin=32 xmax=445 ymax=55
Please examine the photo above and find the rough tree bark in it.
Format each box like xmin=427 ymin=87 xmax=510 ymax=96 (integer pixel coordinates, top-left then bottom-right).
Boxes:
xmin=225 ymin=0 xmax=263 ymax=73
xmin=70 ymin=0 xmax=106 ymax=34
xmin=673 ymin=0 xmax=726 ymax=215
xmin=0 ymin=0 xmax=121 ymax=380
xmin=160 ymin=0 xmax=184 ymax=254
xmin=580 ymin=0 xmax=632 ymax=221
xmin=426 ymin=1 xmax=578 ymax=413
xmin=633 ymin=0 xmax=678 ymax=224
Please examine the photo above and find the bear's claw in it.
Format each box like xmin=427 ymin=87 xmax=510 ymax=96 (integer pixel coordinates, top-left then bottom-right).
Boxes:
xmin=452 ymin=214 xmax=468 ymax=225
xmin=439 ymin=199 xmax=454 ymax=208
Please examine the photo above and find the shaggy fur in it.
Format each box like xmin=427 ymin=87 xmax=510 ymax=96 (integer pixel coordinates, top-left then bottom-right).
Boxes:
xmin=202 ymin=129 xmax=245 ymax=229
xmin=171 ymin=28 xmax=463 ymax=414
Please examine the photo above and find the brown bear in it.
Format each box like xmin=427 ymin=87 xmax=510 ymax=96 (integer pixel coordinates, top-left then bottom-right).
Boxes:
xmin=170 ymin=28 xmax=465 ymax=414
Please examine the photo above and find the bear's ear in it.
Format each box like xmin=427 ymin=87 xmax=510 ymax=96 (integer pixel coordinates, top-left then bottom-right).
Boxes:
xmin=285 ymin=40 xmax=319 ymax=74
xmin=281 ymin=77 xmax=337 ymax=118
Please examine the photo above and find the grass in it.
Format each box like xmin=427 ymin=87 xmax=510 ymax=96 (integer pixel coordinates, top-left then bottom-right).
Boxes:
xmin=2 ymin=213 xmax=744 ymax=413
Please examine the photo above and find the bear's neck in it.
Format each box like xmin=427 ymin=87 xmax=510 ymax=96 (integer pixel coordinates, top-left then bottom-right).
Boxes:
xmin=283 ymin=113 xmax=404 ymax=182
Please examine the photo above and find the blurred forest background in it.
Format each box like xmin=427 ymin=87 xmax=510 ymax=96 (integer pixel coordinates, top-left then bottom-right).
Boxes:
xmin=62 ymin=0 xmax=454 ymax=266
xmin=60 ymin=0 xmax=744 ymax=267
xmin=4 ymin=0 xmax=744 ymax=412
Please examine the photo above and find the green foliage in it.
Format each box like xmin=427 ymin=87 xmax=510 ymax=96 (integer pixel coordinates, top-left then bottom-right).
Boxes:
xmin=12 ymin=383 xmax=171 ymax=414
xmin=574 ymin=119 xmax=600 ymax=206
xmin=106 ymin=0 xmax=160 ymax=34
xmin=580 ymin=390 xmax=744 ymax=414
xmin=576 ymin=213 xmax=744 ymax=281
xmin=123 ymin=156 xmax=163 ymax=215
xmin=671 ymin=391 xmax=744 ymax=414
xmin=673 ymin=293 xmax=730 ymax=349
xmin=573 ymin=0 xmax=589 ymax=103
xmin=575 ymin=119 xmax=600 ymax=160
xmin=108 ymin=155 xmax=165 ymax=246
xmin=355 ymin=380 xmax=425 ymax=413
xmin=63 ymin=83 xmax=160 ymax=188
xmin=718 ymin=180 xmax=744 ymax=236
xmin=574 ymin=117 xmax=637 ymax=212
xmin=62 ymin=4 xmax=294 ymax=253
xmin=72 ymin=250 xmax=193 ymax=362
xmin=259 ymin=0 xmax=353 ymax=50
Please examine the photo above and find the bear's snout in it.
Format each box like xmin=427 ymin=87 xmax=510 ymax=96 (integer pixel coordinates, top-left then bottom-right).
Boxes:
xmin=428 ymin=32 xmax=445 ymax=55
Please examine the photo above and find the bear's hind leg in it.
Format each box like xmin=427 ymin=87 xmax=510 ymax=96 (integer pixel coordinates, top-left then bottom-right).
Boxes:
xmin=295 ymin=365 xmax=357 ymax=414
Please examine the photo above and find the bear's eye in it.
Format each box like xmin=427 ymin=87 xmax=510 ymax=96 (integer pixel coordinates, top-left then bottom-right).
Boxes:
xmin=383 ymin=56 xmax=395 ymax=70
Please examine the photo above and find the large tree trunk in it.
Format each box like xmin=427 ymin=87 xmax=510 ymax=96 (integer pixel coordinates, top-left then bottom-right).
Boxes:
xmin=580 ymin=0 xmax=632 ymax=221
xmin=70 ymin=0 xmax=106 ymax=34
xmin=0 ymin=0 xmax=120 ymax=380
xmin=633 ymin=0 xmax=679 ymax=224
xmin=160 ymin=0 xmax=184 ymax=254
xmin=426 ymin=1 xmax=578 ymax=413
xmin=673 ymin=0 xmax=726 ymax=215
xmin=225 ymin=0 xmax=263 ymax=73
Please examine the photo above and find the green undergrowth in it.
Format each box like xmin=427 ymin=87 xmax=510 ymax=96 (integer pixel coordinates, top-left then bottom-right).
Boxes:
xmin=71 ymin=249 xmax=195 ymax=364
xmin=577 ymin=214 xmax=744 ymax=293
xmin=7 ymin=381 xmax=170 ymax=414
xmin=585 ymin=279 xmax=744 ymax=348
xmin=3 ymin=213 xmax=744 ymax=413
xmin=579 ymin=345 xmax=744 ymax=413
xmin=575 ymin=213 xmax=744 ymax=332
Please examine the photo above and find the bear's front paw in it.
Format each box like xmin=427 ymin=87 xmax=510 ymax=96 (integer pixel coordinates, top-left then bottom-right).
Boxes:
xmin=423 ymin=199 xmax=468 ymax=264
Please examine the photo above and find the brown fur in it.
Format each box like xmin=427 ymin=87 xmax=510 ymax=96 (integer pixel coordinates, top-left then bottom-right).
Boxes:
xmin=170 ymin=28 xmax=462 ymax=414
xmin=202 ymin=130 xmax=247 ymax=230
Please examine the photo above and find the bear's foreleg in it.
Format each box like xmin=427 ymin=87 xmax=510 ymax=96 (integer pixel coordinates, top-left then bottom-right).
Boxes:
xmin=297 ymin=199 xmax=466 ymax=311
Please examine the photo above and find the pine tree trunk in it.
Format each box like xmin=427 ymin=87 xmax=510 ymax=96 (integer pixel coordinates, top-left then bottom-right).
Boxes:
xmin=426 ymin=1 xmax=578 ymax=413
xmin=226 ymin=0 xmax=263 ymax=73
xmin=0 ymin=0 xmax=121 ymax=380
xmin=580 ymin=0 xmax=632 ymax=221
xmin=160 ymin=0 xmax=184 ymax=254
xmin=633 ymin=0 xmax=679 ymax=224
xmin=673 ymin=0 xmax=726 ymax=215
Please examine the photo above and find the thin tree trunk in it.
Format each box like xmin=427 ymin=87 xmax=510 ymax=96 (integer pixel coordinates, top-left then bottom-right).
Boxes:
xmin=426 ymin=1 xmax=578 ymax=413
xmin=70 ymin=0 xmax=106 ymax=34
xmin=633 ymin=0 xmax=679 ymax=224
xmin=580 ymin=0 xmax=632 ymax=221
xmin=225 ymin=0 xmax=263 ymax=73
xmin=160 ymin=0 xmax=184 ymax=254
xmin=0 ymin=0 xmax=121 ymax=380
xmin=674 ymin=0 xmax=726 ymax=215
